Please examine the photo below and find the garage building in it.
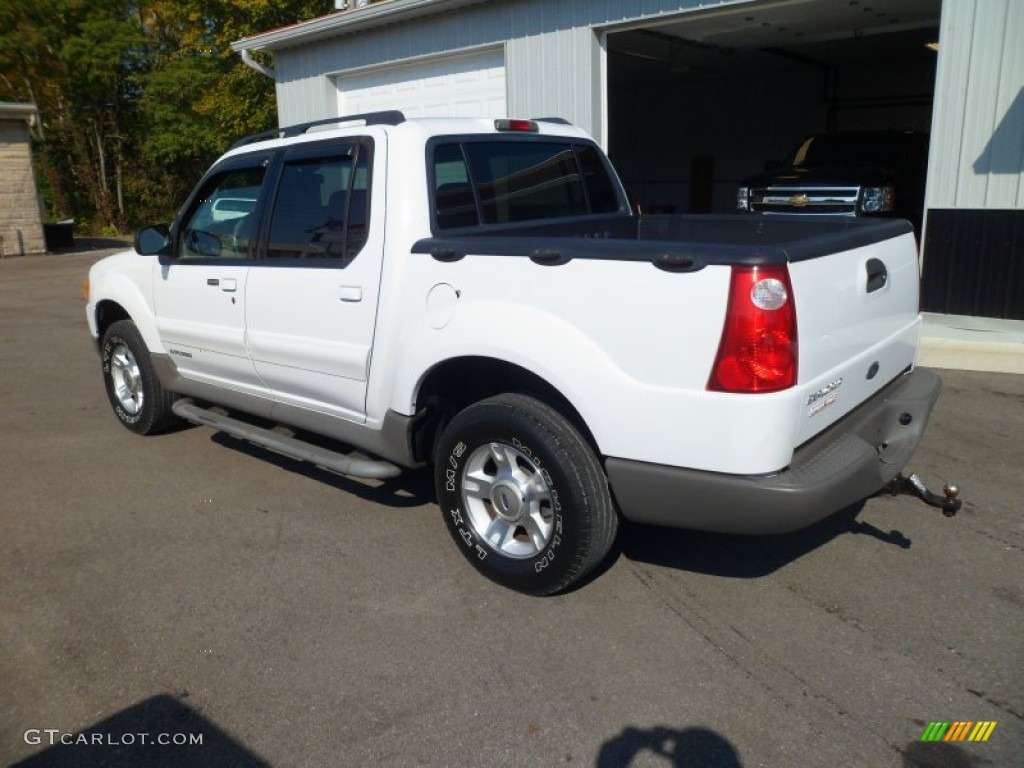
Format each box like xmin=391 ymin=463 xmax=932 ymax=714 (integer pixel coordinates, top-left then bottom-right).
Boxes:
xmin=233 ymin=0 xmax=1023 ymax=321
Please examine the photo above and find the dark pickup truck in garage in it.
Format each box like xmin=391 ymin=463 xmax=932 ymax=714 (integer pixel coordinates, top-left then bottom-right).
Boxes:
xmin=737 ymin=130 xmax=930 ymax=234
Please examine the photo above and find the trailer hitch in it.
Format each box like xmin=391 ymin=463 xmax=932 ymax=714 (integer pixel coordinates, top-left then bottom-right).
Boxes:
xmin=881 ymin=473 xmax=962 ymax=517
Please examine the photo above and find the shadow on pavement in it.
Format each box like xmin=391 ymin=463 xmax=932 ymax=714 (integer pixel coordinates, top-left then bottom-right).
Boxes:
xmin=597 ymin=725 xmax=744 ymax=767
xmin=619 ymin=501 xmax=912 ymax=579
xmin=901 ymin=740 xmax=977 ymax=767
xmin=12 ymin=694 xmax=269 ymax=767
xmin=51 ymin=236 xmax=133 ymax=254
xmin=211 ymin=430 xmax=435 ymax=509
xmin=212 ymin=424 xmax=914 ymax=581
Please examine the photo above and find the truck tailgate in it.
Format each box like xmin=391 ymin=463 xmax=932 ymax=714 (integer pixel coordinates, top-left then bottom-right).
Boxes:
xmin=639 ymin=214 xmax=923 ymax=449
xmin=788 ymin=228 xmax=921 ymax=446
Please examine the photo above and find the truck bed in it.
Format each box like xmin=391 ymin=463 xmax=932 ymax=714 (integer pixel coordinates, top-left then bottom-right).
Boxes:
xmin=411 ymin=212 xmax=922 ymax=472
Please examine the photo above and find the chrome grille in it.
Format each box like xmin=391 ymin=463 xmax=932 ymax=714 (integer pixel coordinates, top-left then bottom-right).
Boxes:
xmin=750 ymin=186 xmax=859 ymax=215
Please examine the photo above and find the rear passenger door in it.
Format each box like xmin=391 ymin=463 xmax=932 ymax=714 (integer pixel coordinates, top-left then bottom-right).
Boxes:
xmin=244 ymin=134 xmax=384 ymax=422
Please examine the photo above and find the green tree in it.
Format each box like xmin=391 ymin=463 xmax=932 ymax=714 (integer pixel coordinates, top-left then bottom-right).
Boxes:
xmin=132 ymin=0 xmax=325 ymax=223
xmin=0 ymin=1 xmax=144 ymax=230
xmin=0 ymin=0 xmax=326 ymax=233
xmin=60 ymin=8 xmax=146 ymax=230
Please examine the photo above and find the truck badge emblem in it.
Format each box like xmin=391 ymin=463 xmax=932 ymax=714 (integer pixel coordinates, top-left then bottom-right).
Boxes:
xmin=807 ymin=378 xmax=843 ymax=406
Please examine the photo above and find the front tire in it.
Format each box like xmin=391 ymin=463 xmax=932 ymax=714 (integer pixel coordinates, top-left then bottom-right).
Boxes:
xmin=434 ymin=394 xmax=618 ymax=595
xmin=101 ymin=320 xmax=180 ymax=435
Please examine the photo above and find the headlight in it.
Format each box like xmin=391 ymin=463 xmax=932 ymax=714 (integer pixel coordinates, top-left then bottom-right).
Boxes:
xmin=737 ymin=187 xmax=750 ymax=211
xmin=861 ymin=186 xmax=894 ymax=213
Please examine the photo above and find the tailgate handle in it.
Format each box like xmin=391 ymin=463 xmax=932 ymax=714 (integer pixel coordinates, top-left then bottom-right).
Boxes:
xmin=866 ymin=258 xmax=888 ymax=293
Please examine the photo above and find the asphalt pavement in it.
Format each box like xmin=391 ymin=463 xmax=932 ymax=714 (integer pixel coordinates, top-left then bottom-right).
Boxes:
xmin=1 ymin=246 xmax=1021 ymax=767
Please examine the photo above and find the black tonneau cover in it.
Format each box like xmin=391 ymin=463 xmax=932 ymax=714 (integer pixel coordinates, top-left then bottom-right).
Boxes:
xmin=412 ymin=214 xmax=913 ymax=271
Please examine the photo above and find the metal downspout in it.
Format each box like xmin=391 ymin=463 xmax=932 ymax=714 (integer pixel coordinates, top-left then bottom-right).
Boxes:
xmin=240 ymin=48 xmax=275 ymax=79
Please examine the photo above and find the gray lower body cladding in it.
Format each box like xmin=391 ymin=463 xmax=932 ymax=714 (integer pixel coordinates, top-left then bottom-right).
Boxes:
xmin=605 ymin=369 xmax=941 ymax=535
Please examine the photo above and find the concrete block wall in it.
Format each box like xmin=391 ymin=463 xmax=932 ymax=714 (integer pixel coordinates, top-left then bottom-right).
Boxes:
xmin=0 ymin=117 xmax=46 ymax=256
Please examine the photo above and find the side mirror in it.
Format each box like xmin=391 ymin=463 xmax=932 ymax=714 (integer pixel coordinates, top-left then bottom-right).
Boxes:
xmin=135 ymin=225 xmax=171 ymax=256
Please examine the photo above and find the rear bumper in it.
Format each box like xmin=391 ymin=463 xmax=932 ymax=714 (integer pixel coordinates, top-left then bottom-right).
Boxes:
xmin=605 ymin=368 xmax=941 ymax=534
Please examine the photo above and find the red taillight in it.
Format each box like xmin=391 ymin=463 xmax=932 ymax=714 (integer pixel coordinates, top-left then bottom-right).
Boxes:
xmin=707 ymin=264 xmax=798 ymax=393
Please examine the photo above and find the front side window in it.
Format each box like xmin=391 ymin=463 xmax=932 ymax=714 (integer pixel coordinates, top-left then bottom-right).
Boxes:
xmin=432 ymin=140 xmax=622 ymax=230
xmin=178 ymin=167 xmax=265 ymax=260
xmin=266 ymin=143 xmax=370 ymax=264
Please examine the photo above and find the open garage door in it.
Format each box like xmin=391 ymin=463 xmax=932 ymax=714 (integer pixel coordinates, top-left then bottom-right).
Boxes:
xmin=336 ymin=48 xmax=506 ymax=118
xmin=605 ymin=0 xmax=940 ymax=217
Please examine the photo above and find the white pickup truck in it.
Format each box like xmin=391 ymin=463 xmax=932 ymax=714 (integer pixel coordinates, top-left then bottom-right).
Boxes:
xmin=86 ymin=112 xmax=947 ymax=595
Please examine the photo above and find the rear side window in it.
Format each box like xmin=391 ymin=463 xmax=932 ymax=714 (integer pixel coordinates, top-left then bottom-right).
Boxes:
xmin=266 ymin=143 xmax=370 ymax=264
xmin=576 ymin=145 xmax=619 ymax=214
xmin=432 ymin=140 xmax=621 ymax=230
xmin=434 ymin=144 xmax=478 ymax=229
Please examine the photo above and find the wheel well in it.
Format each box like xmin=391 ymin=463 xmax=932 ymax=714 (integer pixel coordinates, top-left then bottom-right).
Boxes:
xmin=95 ymin=300 xmax=131 ymax=341
xmin=412 ymin=356 xmax=600 ymax=463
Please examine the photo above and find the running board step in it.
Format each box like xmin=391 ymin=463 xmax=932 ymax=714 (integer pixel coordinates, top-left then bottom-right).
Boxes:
xmin=172 ymin=399 xmax=401 ymax=480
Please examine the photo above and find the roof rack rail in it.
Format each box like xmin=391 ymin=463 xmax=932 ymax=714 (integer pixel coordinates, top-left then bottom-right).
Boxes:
xmin=229 ymin=110 xmax=407 ymax=150
xmin=531 ymin=117 xmax=572 ymax=125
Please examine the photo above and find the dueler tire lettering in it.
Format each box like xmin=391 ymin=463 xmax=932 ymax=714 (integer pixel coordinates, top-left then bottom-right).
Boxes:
xmin=434 ymin=393 xmax=618 ymax=595
xmin=100 ymin=320 xmax=180 ymax=435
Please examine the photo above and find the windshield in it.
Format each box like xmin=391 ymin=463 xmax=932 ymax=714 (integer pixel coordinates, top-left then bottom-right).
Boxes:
xmin=787 ymin=133 xmax=923 ymax=169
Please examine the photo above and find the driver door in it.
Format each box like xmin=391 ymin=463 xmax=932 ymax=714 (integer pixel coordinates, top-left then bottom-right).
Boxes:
xmin=153 ymin=159 xmax=269 ymax=397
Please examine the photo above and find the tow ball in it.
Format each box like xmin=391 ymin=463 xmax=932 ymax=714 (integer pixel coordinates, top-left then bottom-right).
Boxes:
xmin=881 ymin=473 xmax=962 ymax=517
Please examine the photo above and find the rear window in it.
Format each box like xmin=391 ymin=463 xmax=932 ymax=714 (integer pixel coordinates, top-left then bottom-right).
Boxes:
xmin=432 ymin=140 xmax=621 ymax=230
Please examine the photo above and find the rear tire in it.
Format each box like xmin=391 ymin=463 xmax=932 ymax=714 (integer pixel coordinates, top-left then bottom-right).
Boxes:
xmin=434 ymin=393 xmax=618 ymax=595
xmin=101 ymin=320 xmax=180 ymax=435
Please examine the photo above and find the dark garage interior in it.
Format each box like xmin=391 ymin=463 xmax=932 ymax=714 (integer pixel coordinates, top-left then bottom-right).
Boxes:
xmin=606 ymin=0 xmax=942 ymax=217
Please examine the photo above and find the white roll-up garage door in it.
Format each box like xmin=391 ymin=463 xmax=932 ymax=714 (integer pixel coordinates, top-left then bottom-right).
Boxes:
xmin=336 ymin=48 xmax=506 ymax=118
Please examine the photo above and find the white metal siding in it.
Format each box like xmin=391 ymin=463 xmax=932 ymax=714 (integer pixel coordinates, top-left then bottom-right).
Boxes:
xmin=337 ymin=49 xmax=506 ymax=118
xmin=506 ymin=27 xmax=602 ymax=139
xmin=926 ymin=0 xmax=1024 ymax=210
xmin=272 ymin=0 xmax=741 ymax=136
